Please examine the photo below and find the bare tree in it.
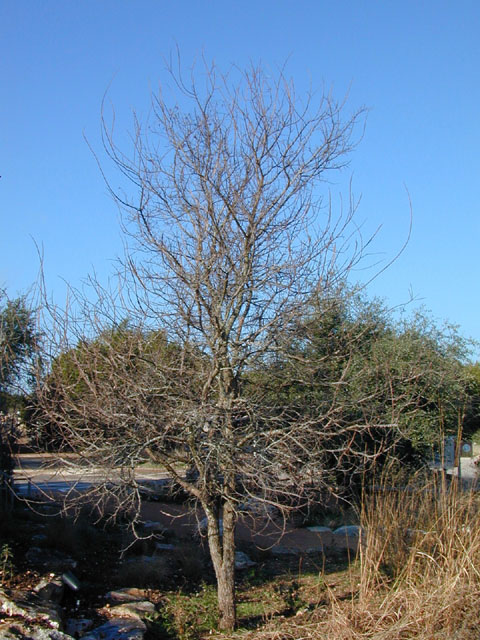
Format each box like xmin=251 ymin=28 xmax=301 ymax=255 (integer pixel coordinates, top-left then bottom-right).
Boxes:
xmin=35 ymin=61 xmax=394 ymax=630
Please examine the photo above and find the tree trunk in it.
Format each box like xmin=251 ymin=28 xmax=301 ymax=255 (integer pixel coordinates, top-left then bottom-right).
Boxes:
xmin=205 ymin=502 xmax=237 ymax=631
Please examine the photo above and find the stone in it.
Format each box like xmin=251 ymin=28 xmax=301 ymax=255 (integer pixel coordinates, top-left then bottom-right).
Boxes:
xmin=305 ymin=546 xmax=327 ymax=555
xmin=271 ymin=545 xmax=300 ymax=556
xmin=306 ymin=525 xmax=332 ymax=533
xmin=234 ymin=551 xmax=256 ymax=570
xmin=32 ymin=534 xmax=48 ymax=544
xmin=34 ymin=577 xmax=65 ymax=603
xmin=333 ymin=525 xmax=363 ymax=537
xmin=102 ymin=600 xmax=156 ymax=620
xmin=197 ymin=517 xmax=223 ymax=535
xmin=155 ymin=542 xmax=176 ymax=551
xmin=65 ymin=617 xmax=94 ymax=637
xmin=333 ymin=525 xmax=364 ymax=549
xmin=140 ymin=520 xmax=167 ymax=533
xmin=0 ymin=588 xmax=35 ymax=618
xmin=0 ymin=623 xmax=74 ymax=639
xmin=0 ymin=588 xmax=63 ymax=629
xmin=105 ymin=587 xmax=149 ymax=604
xmin=25 ymin=547 xmax=77 ymax=571
xmin=81 ymin=618 xmax=146 ymax=640
xmin=122 ymin=554 xmax=155 ymax=566
xmin=239 ymin=499 xmax=278 ymax=518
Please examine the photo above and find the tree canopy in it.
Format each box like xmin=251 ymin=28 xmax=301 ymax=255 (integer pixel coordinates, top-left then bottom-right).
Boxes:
xmin=0 ymin=291 xmax=38 ymax=411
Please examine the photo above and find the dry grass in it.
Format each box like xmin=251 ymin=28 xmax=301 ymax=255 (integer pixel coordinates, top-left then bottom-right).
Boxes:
xmin=235 ymin=472 xmax=480 ymax=640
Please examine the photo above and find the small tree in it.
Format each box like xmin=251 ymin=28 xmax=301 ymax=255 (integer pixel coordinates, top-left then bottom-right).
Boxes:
xmin=37 ymin=61 xmax=405 ymax=630
xmin=0 ymin=292 xmax=37 ymax=403
xmin=0 ymin=291 xmax=38 ymax=502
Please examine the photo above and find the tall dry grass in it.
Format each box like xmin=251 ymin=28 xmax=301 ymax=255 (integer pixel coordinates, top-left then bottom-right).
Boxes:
xmin=246 ymin=471 xmax=480 ymax=640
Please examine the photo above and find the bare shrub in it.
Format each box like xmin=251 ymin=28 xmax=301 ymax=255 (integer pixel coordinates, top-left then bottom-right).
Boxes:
xmin=244 ymin=473 xmax=480 ymax=639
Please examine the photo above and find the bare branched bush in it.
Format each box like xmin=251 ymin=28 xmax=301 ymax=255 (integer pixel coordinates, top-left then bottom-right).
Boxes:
xmin=246 ymin=474 xmax=480 ymax=640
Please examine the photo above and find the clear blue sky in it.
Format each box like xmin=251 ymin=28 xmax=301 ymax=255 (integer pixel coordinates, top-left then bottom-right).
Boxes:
xmin=1 ymin=1 xmax=479 ymax=356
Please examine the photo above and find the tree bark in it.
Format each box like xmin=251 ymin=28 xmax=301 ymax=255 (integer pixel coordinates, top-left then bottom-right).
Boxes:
xmin=205 ymin=501 xmax=237 ymax=631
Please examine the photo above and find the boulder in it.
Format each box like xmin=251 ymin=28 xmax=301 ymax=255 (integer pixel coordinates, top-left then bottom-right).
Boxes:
xmin=102 ymin=600 xmax=156 ymax=620
xmin=197 ymin=517 xmax=223 ymax=536
xmin=139 ymin=520 xmax=167 ymax=533
xmin=306 ymin=525 xmax=332 ymax=533
xmin=65 ymin=618 xmax=94 ymax=637
xmin=105 ymin=587 xmax=150 ymax=604
xmin=25 ymin=547 xmax=77 ymax=571
xmin=333 ymin=525 xmax=364 ymax=549
xmin=271 ymin=545 xmax=300 ymax=556
xmin=155 ymin=542 xmax=176 ymax=551
xmin=0 ymin=623 xmax=73 ymax=639
xmin=0 ymin=588 xmax=64 ymax=630
xmin=234 ymin=551 xmax=256 ymax=570
xmin=34 ymin=577 xmax=65 ymax=603
xmin=81 ymin=618 xmax=146 ymax=640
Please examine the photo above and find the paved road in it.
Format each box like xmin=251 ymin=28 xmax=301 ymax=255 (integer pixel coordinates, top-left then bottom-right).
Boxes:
xmin=12 ymin=453 xmax=174 ymax=498
xmin=13 ymin=453 xmax=479 ymax=498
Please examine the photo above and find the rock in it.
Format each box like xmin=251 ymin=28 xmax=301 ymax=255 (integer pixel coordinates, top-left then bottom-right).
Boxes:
xmin=25 ymin=547 xmax=77 ymax=571
xmin=65 ymin=618 xmax=94 ymax=637
xmin=140 ymin=520 xmax=167 ymax=533
xmin=271 ymin=545 xmax=300 ymax=556
xmin=333 ymin=525 xmax=364 ymax=549
xmin=305 ymin=546 xmax=326 ymax=555
xmin=81 ymin=618 xmax=146 ymax=640
xmin=0 ymin=623 xmax=74 ymax=639
xmin=155 ymin=542 xmax=176 ymax=551
xmin=32 ymin=534 xmax=48 ymax=544
xmin=122 ymin=554 xmax=155 ymax=566
xmin=333 ymin=525 xmax=363 ymax=537
xmin=34 ymin=577 xmax=65 ymax=603
xmin=306 ymin=525 xmax=332 ymax=533
xmin=239 ymin=499 xmax=278 ymax=518
xmin=234 ymin=551 xmax=256 ymax=570
xmin=0 ymin=589 xmax=35 ymax=618
xmin=0 ymin=588 xmax=63 ymax=629
xmin=105 ymin=587 xmax=150 ymax=604
xmin=102 ymin=600 xmax=156 ymax=620
xmin=197 ymin=517 xmax=223 ymax=536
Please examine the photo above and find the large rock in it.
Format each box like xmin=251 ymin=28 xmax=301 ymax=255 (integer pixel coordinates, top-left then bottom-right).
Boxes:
xmin=101 ymin=600 xmax=156 ymax=620
xmin=0 ymin=589 xmax=63 ymax=629
xmin=0 ymin=623 xmax=73 ymax=639
xmin=105 ymin=587 xmax=150 ymax=604
xmin=333 ymin=525 xmax=365 ymax=550
xmin=25 ymin=547 xmax=77 ymax=571
xmin=65 ymin=618 xmax=94 ymax=637
xmin=234 ymin=551 xmax=256 ymax=570
xmin=34 ymin=577 xmax=65 ymax=603
xmin=271 ymin=545 xmax=301 ymax=556
xmin=197 ymin=517 xmax=223 ymax=536
xmin=81 ymin=618 xmax=147 ymax=640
